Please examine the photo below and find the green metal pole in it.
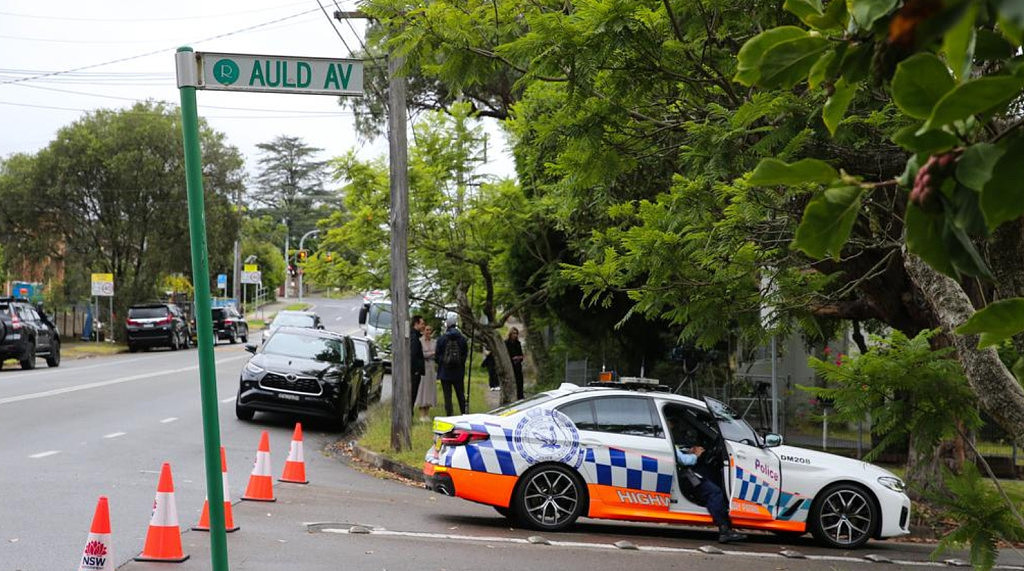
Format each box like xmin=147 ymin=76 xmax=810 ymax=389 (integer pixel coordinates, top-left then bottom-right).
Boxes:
xmin=176 ymin=46 xmax=229 ymax=571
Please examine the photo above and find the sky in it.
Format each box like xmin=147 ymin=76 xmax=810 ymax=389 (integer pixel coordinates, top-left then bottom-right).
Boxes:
xmin=0 ymin=0 xmax=515 ymax=183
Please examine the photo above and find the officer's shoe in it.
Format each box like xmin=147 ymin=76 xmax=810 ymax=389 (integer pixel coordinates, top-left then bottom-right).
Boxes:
xmin=718 ymin=525 xmax=747 ymax=544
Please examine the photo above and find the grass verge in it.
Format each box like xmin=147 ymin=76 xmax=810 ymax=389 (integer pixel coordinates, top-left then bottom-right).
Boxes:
xmin=62 ymin=340 xmax=127 ymax=358
xmin=358 ymin=378 xmax=494 ymax=468
xmin=282 ymin=302 xmax=311 ymax=311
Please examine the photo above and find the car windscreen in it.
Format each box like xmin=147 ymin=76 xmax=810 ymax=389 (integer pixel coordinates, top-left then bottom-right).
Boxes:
xmin=211 ymin=308 xmax=227 ymax=319
xmin=129 ymin=307 xmax=168 ymax=319
xmin=263 ymin=332 xmax=344 ymax=363
xmin=367 ymin=304 xmax=392 ymax=329
xmin=272 ymin=313 xmax=315 ymax=327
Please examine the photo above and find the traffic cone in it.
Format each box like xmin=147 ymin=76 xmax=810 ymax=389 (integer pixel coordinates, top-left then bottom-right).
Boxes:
xmin=242 ymin=431 xmax=276 ymax=502
xmin=279 ymin=423 xmax=309 ymax=484
xmin=193 ymin=447 xmax=240 ymax=532
xmin=78 ymin=496 xmax=113 ymax=571
xmin=134 ymin=463 xmax=189 ymax=562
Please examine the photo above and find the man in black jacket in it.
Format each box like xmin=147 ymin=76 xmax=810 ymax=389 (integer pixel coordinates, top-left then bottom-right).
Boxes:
xmin=409 ymin=315 xmax=425 ymax=412
xmin=434 ymin=312 xmax=468 ymax=415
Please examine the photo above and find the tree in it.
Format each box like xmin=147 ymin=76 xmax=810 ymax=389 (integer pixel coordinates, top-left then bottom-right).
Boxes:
xmin=250 ymin=135 xmax=334 ymax=252
xmin=734 ymin=0 xmax=1024 ymax=446
xmin=0 ymin=101 xmax=243 ymax=324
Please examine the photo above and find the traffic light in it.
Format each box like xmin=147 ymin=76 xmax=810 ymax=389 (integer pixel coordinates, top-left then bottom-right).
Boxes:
xmin=325 ymin=252 xmax=333 ymax=262
xmin=297 ymin=249 xmax=307 ymax=262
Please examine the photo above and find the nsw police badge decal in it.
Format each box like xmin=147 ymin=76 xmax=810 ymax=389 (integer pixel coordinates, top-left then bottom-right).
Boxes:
xmin=512 ymin=408 xmax=583 ymax=467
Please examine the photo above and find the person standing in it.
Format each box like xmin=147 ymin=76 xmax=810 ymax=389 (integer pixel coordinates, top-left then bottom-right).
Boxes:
xmin=482 ymin=347 xmax=499 ymax=391
xmin=409 ymin=315 xmax=426 ymax=413
xmin=505 ymin=327 xmax=525 ymax=400
xmin=435 ymin=312 xmax=468 ymax=415
xmin=415 ymin=323 xmax=438 ymax=421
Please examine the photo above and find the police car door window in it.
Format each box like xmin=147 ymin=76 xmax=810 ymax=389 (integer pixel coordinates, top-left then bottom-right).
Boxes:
xmin=593 ymin=397 xmax=658 ymax=437
xmin=559 ymin=400 xmax=597 ymax=431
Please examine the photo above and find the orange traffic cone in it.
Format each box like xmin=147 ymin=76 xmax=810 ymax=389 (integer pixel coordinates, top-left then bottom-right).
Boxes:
xmin=242 ymin=431 xmax=276 ymax=502
xmin=193 ymin=447 xmax=240 ymax=532
xmin=279 ymin=423 xmax=309 ymax=484
xmin=78 ymin=496 xmax=113 ymax=571
xmin=134 ymin=463 xmax=189 ymax=563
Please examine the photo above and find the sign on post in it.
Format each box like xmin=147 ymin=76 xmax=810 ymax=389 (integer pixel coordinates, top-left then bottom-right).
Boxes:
xmin=217 ymin=274 xmax=227 ymax=290
xmin=177 ymin=51 xmax=363 ymax=96
xmin=241 ymin=264 xmax=261 ymax=285
xmin=91 ymin=273 xmax=114 ymax=297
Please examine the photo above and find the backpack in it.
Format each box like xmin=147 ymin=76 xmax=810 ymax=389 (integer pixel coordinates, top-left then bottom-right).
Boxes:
xmin=441 ymin=334 xmax=462 ymax=368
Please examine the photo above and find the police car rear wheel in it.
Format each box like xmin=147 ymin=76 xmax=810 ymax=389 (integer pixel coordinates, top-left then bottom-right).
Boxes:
xmin=809 ymin=483 xmax=877 ymax=549
xmin=512 ymin=464 xmax=586 ymax=531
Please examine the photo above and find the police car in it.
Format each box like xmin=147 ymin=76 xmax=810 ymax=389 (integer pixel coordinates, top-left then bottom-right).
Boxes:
xmin=423 ymin=380 xmax=911 ymax=548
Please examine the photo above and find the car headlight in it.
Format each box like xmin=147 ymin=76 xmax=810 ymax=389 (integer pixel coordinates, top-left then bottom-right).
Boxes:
xmin=244 ymin=361 xmax=265 ymax=375
xmin=878 ymin=476 xmax=905 ymax=493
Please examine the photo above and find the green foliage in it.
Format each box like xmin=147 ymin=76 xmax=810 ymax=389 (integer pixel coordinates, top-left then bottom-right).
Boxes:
xmin=738 ymin=0 xmax=1024 ymax=348
xmin=805 ymin=329 xmax=980 ymax=461
xmin=928 ymin=463 xmax=1024 ymax=571
xmin=956 ymin=298 xmax=1024 ymax=348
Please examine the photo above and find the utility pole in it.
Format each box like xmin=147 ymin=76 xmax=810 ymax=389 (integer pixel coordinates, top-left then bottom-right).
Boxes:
xmin=297 ymin=229 xmax=320 ymax=303
xmin=282 ymin=220 xmax=290 ymax=300
xmin=334 ymin=9 xmax=412 ymax=450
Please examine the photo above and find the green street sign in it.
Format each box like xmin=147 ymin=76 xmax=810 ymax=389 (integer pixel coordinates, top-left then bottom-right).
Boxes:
xmin=179 ymin=51 xmax=364 ymax=96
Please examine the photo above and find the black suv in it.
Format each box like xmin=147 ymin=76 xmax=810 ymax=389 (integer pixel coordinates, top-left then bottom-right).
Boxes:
xmin=236 ymin=327 xmax=363 ymax=429
xmin=212 ymin=306 xmax=249 ymax=344
xmin=0 ymin=298 xmax=60 ymax=369
xmin=126 ymin=303 xmax=191 ymax=352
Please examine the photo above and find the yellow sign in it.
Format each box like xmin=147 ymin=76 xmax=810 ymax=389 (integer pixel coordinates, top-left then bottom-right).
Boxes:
xmin=91 ymin=273 xmax=113 ymax=283
xmin=244 ymin=264 xmax=258 ymax=272
xmin=91 ymin=273 xmax=114 ymax=296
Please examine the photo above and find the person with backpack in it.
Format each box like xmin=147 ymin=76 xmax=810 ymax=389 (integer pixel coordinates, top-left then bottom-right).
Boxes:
xmin=434 ymin=312 xmax=468 ymax=415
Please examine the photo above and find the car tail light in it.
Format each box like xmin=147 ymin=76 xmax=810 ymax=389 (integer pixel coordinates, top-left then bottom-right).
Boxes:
xmin=156 ymin=315 xmax=173 ymax=325
xmin=11 ymin=314 xmax=21 ymax=330
xmin=439 ymin=429 xmax=489 ymax=446
xmin=126 ymin=319 xmax=140 ymax=326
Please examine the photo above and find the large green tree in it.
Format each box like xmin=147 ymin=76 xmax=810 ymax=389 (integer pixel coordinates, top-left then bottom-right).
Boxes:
xmin=0 ymin=101 xmax=244 ymax=319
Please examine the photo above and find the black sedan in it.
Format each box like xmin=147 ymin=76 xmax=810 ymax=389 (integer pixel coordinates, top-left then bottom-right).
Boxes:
xmin=235 ymin=327 xmax=363 ymax=429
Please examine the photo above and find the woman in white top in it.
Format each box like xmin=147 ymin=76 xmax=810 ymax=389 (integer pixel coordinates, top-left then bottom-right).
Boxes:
xmin=415 ymin=324 xmax=438 ymax=421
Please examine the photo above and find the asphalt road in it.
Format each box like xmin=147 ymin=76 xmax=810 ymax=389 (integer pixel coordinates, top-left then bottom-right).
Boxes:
xmin=2 ymin=294 xmax=1022 ymax=570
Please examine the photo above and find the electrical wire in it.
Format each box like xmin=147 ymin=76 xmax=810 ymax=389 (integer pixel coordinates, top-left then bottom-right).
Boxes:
xmin=0 ymin=1 xmax=314 ymax=23
xmin=314 ymin=0 xmax=354 ymax=56
xmin=0 ymin=8 xmax=321 ymax=87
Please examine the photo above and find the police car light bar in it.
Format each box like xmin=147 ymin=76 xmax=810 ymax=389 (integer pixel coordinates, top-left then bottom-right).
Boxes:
xmin=618 ymin=376 xmax=660 ymax=385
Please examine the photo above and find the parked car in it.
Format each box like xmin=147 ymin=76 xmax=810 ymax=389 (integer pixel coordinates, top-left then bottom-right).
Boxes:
xmin=424 ymin=381 xmax=911 ymax=549
xmin=351 ymin=336 xmax=385 ymax=410
xmin=260 ymin=310 xmax=323 ymax=344
xmin=0 ymin=297 xmax=60 ymax=369
xmin=235 ymin=327 xmax=363 ymax=429
xmin=211 ymin=306 xmax=248 ymax=344
xmin=125 ymin=303 xmax=191 ymax=352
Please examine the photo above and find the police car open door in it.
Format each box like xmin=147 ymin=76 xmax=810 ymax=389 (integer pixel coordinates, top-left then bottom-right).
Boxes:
xmin=703 ymin=397 xmax=781 ymax=521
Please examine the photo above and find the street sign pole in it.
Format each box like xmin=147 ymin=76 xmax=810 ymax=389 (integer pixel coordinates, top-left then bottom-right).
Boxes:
xmin=175 ymin=46 xmax=229 ymax=571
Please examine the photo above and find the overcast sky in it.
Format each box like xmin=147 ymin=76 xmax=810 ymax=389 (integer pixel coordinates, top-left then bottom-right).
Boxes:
xmin=0 ymin=0 xmax=514 ymax=184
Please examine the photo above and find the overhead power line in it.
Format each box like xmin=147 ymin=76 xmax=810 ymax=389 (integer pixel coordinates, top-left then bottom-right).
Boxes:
xmin=0 ymin=1 xmax=313 ymax=23
xmin=0 ymin=8 xmax=321 ymax=87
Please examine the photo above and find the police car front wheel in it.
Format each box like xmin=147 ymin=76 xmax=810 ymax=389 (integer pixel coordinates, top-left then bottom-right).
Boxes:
xmin=512 ymin=464 xmax=587 ymax=532
xmin=809 ymin=483 xmax=878 ymax=549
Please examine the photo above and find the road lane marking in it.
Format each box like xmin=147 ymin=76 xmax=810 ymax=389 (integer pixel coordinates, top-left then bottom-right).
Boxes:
xmin=0 ymin=355 xmax=246 ymax=406
xmin=29 ymin=451 xmax=60 ymax=459
xmin=221 ymin=397 xmax=235 ymax=403
xmin=103 ymin=432 xmax=126 ymax=439
xmin=317 ymin=528 xmax=951 ymax=567
xmin=160 ymin=417 xmax=178 ymax=424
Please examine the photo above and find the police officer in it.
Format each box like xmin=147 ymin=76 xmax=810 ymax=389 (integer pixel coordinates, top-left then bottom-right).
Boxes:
xmin=675 ymin=444 xmax=747 ymax=543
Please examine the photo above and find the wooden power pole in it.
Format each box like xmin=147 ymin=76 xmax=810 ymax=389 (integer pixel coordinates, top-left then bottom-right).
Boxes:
xmin=334 ymin=10 xmax=412 ymax=450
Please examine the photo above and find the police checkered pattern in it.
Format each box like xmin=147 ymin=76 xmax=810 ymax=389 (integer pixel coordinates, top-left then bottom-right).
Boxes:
xmin=734 ymin=466 xmax=784 ymax=509
xmin=775 ymin=491 xmax=812 ymax=521
xmin=442 ymin=422 xmax=524 ymax=476
xmin=584 ymin=447 xmax=674 ymax=494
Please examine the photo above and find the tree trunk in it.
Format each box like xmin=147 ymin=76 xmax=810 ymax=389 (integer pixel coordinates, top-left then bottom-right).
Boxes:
xmin=989 ymin=218 xmax=1024 ymax=357
xmin=904 ymin=252 xmax=1024 ymax=447
xmin=522 ymin=310 xmax=552 ymax=387
xmin=454 ymin=286 xmax=517 ymax=404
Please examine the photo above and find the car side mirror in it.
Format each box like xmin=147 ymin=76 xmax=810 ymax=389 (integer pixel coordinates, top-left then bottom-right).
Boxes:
xmin=352 ymin=358 xmax=365 ymax=368
xmin=764 ymin=433 xmax=783 ymax=447
xmin=358 ymin=305 xmax=368 ymax=325
xmin=244 ymin=343 xmax=257 ymax=354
